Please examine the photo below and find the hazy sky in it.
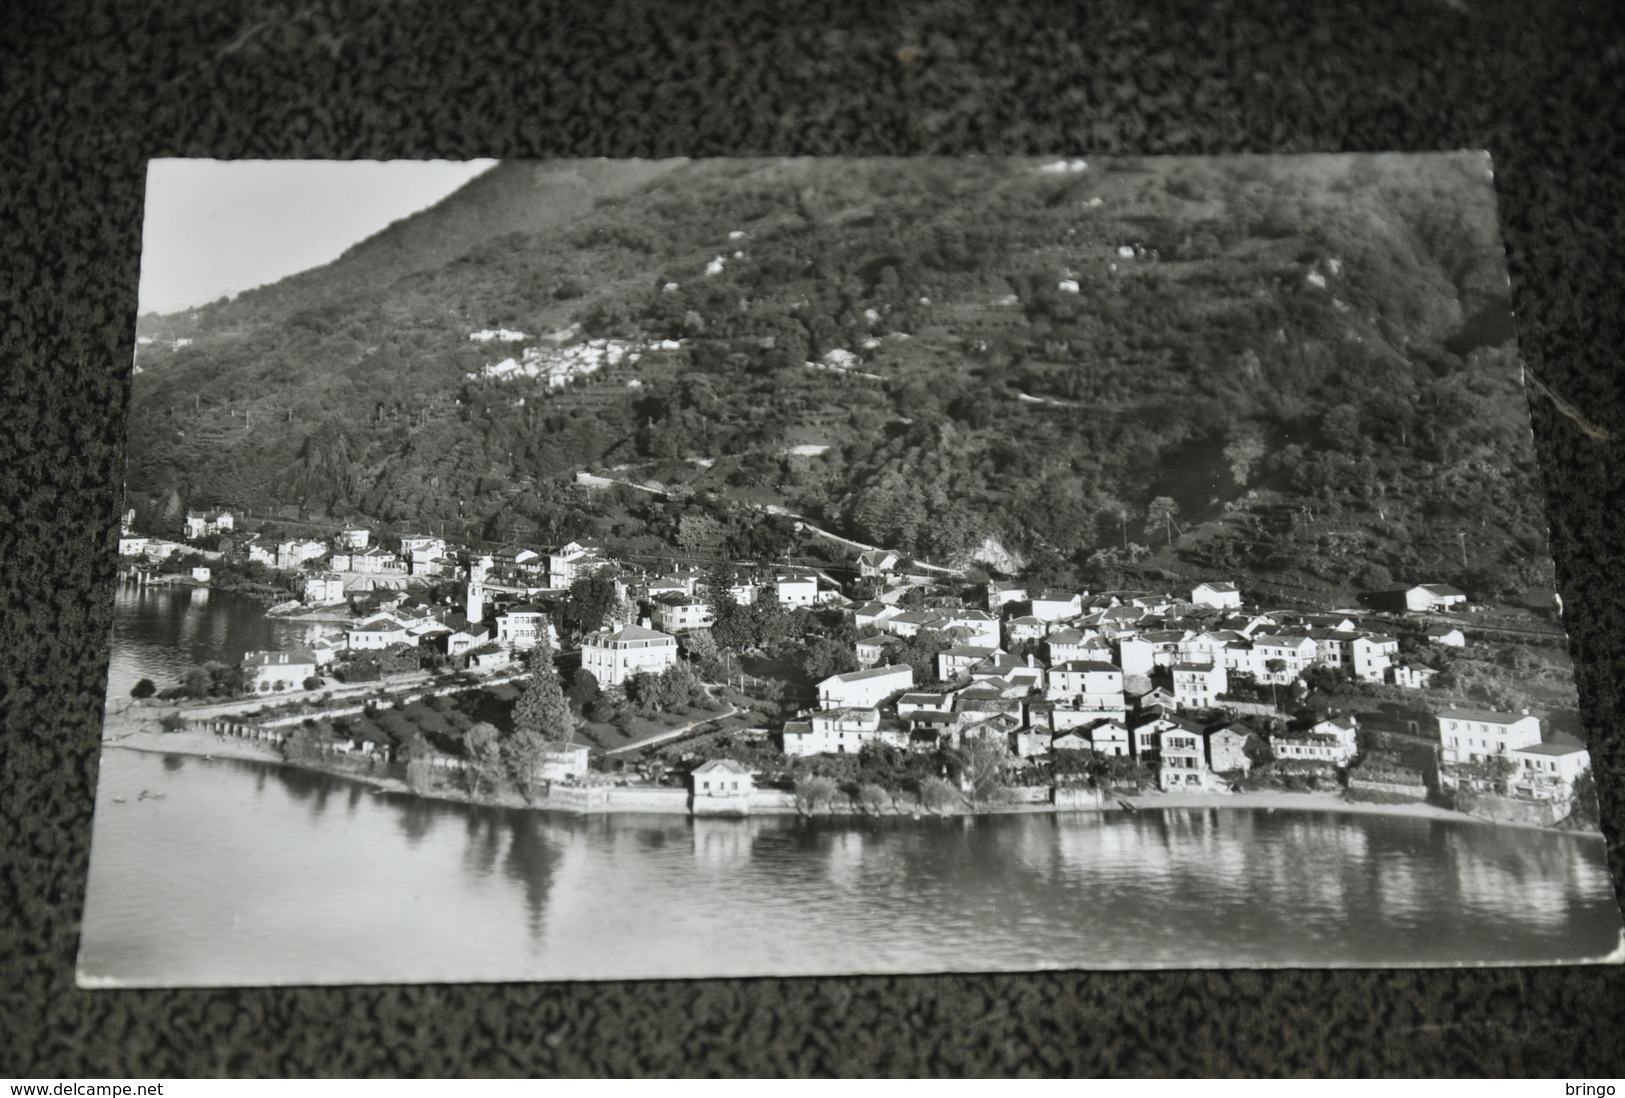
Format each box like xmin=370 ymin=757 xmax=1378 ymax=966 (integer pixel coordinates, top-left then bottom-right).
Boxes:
xmin=138 ymin=159 xmax=498 ymax=315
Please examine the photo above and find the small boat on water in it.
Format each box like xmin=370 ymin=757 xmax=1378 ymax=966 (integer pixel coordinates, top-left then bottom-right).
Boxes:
xmin=1116 ymin=798 xmax=1139 ymax=813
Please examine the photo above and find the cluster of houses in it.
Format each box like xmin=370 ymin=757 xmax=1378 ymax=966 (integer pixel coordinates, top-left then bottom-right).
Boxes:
xmin=776 ymin=648 xmax=1369 ymax=794
xmin=772 ymin=567 xmax=1589 ymax=808
xmin=119 ymin=506 xmax=1590 ymax=812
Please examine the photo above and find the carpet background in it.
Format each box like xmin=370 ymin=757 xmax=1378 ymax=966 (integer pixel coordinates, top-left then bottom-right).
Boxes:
xmin=3 ymin=0 xmax=1625 ymax=1077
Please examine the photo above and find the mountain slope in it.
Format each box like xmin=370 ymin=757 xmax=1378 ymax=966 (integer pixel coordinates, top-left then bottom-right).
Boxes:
xmin=123 ymin=153 xmax=1546 ymax=602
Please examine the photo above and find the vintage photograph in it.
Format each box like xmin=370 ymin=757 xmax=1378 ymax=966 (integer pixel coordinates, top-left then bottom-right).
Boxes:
xmin=79 ymin=154 xmax=1622 ymax=987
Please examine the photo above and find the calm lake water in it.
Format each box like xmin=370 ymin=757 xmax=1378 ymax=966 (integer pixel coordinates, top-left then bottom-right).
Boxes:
xmin=79 ymin=584 xmax=1624 ymax=986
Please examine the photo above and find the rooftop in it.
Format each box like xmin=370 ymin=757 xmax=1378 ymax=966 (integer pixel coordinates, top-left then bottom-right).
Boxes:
xmin=1517 ymin=742 xmax=1588 ymax=757
xmin=827 ymin=663 xmax=912 ymax=684
xmin=1439 ymin=707 xmax=1537 ymax=725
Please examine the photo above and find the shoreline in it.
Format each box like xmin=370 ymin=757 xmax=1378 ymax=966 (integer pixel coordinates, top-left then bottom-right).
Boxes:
xmin=99 ymin=718 xmax=1598 ymax=835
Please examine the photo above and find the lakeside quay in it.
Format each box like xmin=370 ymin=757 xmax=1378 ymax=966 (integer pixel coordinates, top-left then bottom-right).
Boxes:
xmin=103 ymin=707 xmax=1562 ymax=832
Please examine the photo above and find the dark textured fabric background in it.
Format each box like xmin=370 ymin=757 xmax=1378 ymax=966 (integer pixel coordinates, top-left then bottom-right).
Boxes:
xmin=4 ymin=0 xmax=1625 ymax=1078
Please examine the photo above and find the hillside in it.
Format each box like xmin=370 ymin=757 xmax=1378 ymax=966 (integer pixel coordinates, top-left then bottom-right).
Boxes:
xmin=124 ymin=153 xmax=1551 ymax=603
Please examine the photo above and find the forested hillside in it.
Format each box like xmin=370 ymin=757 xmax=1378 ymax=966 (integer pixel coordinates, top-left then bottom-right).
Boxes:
xmin=127 ymin=153 xmax=1550 ymax=602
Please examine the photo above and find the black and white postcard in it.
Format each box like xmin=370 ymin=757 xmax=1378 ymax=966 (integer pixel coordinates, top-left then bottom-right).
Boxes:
xmin=80 ymin=154 xmax=1623 ymax=987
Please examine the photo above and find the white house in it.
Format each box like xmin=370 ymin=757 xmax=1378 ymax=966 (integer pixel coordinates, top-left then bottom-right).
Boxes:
xmin=1087 ymin=720 xmax=1132 ymax=757
xmin=781 ymin=707 xmax=890 ymax=756
xmin=935 ymin=609 xmax=1001 ymax=648
xmin=494 ymin=606 xmax=559 ymax=651
xmin=817 ymin=663 xmax=913 ymax=709
xmin=691 ymin=758 xmax=755 ymax=801
xmin=1030 ymin=591 xmax=1084 ymax=622
xmin=1309 ymin=714 xmax=1359 ymax=755
xmin=1250 ymin=634 xmax=1317 ymax=683
xmin=1046 ymin=660 xmax=1126 ymax=716
xmin=1389 ymin=659 xmax=1438 ymax=690
xmin=858 ymin=550 xmax=901 ymax=579
xmin=774 ymin=574 xmax=818 ymax=607
xmin=1171 ymin=661 xmax=1227 ymax=710
xmin=580 ymin=624 xmax=678 ymax=687
xmin=650 ymin=592 xmax=714 ymax=634
xmin=986 ymin=580 xmax=1029 ymax=611
xmin=536 ymin=743 xmax=591 ymax=783
xmin=938 ymin=645 xmax=1002 ymax=682
xmin=1349 ymin=634 xmax=1398 ymax=683
xmin=1405 ymin=584 xmax=1468 ymax=612
xmin=1424 ymin=624 xmax=1467 ymax=648
xmin=310 ymin=634 xmax=346 ymax=667
xmin=244 ymin=649 xmax=318 ymax=693
xmin=347 ymin=615 xmax=410 ymax=650
xmin=276 ymin=539 xmax=328 ymax=570
xmin=1437 ymin=706 xmax=1542 ymax=764
xmin=303 ymin=573 xmax=346 ymax=605
xmin=549 ymin=540 xmax=608 ymax=588
xmin=1268 ymin=730 xmax=1354 ymax=767
xmin=117 ymin=535 xmax=149 ymax=557
xmin=1191 ymin=581 xmax=1242 ymax=610
xmin=853 ymin=601 xmax=903 ymax=631
xmin=337 ymin=528 xmax=371 ymax=550
xmin=183 ymin=510 xmax=235 ymax=540
xmin=1509 ymin=742 xmax=1591 ymax=800
xmin=1159 ymin=726 xmax=1210 ymax=790
xmin=350 ymin=547 xmax=403 ymax=574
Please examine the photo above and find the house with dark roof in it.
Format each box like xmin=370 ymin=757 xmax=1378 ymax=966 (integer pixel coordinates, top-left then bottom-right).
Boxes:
xmin=1404 ymin=583 xmax=1468 ymax=612
xmin=1191 ymin=581 xmax=1242 ymax=609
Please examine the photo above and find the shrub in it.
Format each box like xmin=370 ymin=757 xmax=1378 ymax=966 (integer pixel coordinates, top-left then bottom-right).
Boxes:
xmin=918 ymin=776 xmax=960 ymax=814
xmin=856 ymin=783 xmax=891 ymax=815
xmin=793 ymin=775 xmax=839 ymax=815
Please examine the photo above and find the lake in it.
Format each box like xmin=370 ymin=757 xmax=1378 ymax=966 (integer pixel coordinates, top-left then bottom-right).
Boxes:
xmin=78 ymin=583 xmax=1624 ymax=986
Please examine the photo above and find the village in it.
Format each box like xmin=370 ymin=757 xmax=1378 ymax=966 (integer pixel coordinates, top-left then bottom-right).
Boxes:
xmin=113 ymin=503 xmax=1596 ymax=829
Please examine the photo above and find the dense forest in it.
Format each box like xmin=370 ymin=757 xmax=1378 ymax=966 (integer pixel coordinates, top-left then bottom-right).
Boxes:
xmin=127 ymin=153 xmax=1551 ymax=603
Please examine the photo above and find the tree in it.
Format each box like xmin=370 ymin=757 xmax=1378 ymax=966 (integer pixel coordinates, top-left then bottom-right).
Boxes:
xmin=563 ymin=572 xmax=619 ymax=638
xmin=567 ymin=667 xmax=601 ymax=712
xmin=502 ymin=727 xmax=550 ymax=797
xmin=1145 ymin=496 xmax=1180 ymax=546
xmin=1223 ymin=433 xmax=1266 ymax=486
xmin=130 ymin=678 xmax=156 ymax=700
xmin=918 ymin=775 xmax=959 ymax=814
xmin=181 ymin=666 xmax=211 ymax=698
xmin=856 ymin=783 xmax=891 ymax=815
xmin=1569 ymin=767 xmax=1600 ymax=829
xmin=955 ymin=738 xmax=1010 ymax=808
xmin=464 ymin=721 xmax=504 ymax=798
xmin=676 ymin=512 xmax=721 ymax=555
xmin=802 ymin=635 xmax=857 ymax=682
xmin=302 ymin=676 xmax=321 ymax=691
xmin=512 ymin=636 xmax=578 ymax=745
xmin=794 ymin=774 xmax=839 ymax=815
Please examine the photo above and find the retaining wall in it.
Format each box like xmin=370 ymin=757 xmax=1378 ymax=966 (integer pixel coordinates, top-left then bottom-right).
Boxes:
xmin=1052 ymin=785 xmax=1109 ymax=810
xmin=1461 ymin=792 xmax=1568 ymax=827
xmin=1348 ymin=776 xmax=1428 ymax=799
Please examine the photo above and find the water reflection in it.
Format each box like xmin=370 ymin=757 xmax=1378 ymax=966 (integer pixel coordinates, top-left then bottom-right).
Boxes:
xmin=501 ymin=812 xmax=562 ymax=939
xmin=80 ymin=747 xmax=1623 ymax=986
xmin=692 ymin=817 xmax=758 ymax=870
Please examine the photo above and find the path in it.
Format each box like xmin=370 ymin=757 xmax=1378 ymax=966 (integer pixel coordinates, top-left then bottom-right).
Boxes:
xmin=576 ymin=472 xmax=965 ymax=578
xmin=606 ymin=703 xmax=739 ymax=756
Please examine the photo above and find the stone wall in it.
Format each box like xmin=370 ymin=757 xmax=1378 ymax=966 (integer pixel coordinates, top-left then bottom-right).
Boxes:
xmin=1347 ymin=776 xmax=1428 ymax=800
xmin=1052 ymin=785 xmax=1108 ymax=810
xmin=1460 ymin=792 xmax=1568 ymax=827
